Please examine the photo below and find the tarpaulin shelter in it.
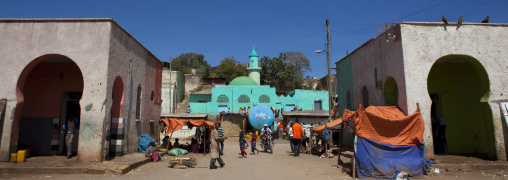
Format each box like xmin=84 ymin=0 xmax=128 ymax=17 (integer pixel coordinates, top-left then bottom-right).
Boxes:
xmin=312 ymin=118 xmax=344 ymax=136
xmin=161 ymin=118 xmax=215 ymax=135
xmin=318 ymin=104 xmax=426 ymax=179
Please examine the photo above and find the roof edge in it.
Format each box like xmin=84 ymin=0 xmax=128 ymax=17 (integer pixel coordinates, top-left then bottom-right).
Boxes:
xmin=0 ymin=18 xmax=163 ymax=63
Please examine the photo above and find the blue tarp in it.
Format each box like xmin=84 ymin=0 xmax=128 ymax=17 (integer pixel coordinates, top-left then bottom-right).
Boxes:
xmin=356 ymin=137 xmax=424 ymax=179
xmin=138 ymin=133 xmax=155 ymax=153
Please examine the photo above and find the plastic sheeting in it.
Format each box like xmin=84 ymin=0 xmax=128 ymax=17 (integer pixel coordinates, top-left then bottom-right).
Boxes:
xmin=355 ymin=105 xmax=425 ymax=146
xmin=161 ymin=118 xmax=215 ymax=135
xmin=138 ymin=133 xmax=155 ymax=153
xmin=356 ymin=137 xmax=424 ymax=179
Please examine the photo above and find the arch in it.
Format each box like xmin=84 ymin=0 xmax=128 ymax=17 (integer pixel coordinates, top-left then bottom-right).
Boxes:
xmin=427 ymin=54 xmax=494 ymax=159
xmin=238 ymin=94 xmax=250 ymax=103
xmin=112 ymin=77 xmax=124 ymax=118
xmin=13 ymin=54 xmax=84 ymax=157
xmin=362 ymin=86 xmax=369 ymax=108
xmin=259 ymin=95 xmax=270 ymax=103
xmin=384 ymin=77 xmax=398 ymax=106
xmin=217 ymin=94 xmax=229 ymax=103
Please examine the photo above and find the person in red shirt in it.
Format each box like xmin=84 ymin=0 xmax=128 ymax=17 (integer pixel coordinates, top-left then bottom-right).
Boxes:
xmin=292 ymin=119 xmax=303 ymax=156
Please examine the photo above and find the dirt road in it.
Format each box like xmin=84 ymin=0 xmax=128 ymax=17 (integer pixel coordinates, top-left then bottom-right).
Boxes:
xmin=4 ymin=139 xmax=507 ymax=179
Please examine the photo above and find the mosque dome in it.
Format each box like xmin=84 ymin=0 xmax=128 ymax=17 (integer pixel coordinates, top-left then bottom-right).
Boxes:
xmin=229 ymin=76 xmax=258 ymax=86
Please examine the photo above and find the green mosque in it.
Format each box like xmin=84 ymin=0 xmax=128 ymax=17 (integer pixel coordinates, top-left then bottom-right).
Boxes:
xmin=189 ymin=49 xmax=329 ymax=115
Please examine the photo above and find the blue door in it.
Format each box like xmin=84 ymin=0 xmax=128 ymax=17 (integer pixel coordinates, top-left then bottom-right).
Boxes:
xmin=285 ymin=104 xmax=295 ymax=112
xmin=218 ymin=105 xmax=228 ymax=113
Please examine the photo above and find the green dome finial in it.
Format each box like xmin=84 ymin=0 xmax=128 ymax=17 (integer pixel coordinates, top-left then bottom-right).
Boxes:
xmin=249 ymin=48 xmax=258 ymax=57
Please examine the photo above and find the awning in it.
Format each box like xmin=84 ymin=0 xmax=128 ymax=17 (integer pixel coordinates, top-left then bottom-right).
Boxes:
xmin=161 ymin=118 xmax=215 ymax=135
xmin=311 ymin=118 xmax=344 ymax=136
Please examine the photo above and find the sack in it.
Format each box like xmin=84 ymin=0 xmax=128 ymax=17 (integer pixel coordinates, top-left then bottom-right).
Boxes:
xmin=219 ymin=149 xmax=224 ymax=155
xmin=169 ymin=148 xmax=180 ymax=156
xmin=178 ymin=148 xmax=189 ymax=155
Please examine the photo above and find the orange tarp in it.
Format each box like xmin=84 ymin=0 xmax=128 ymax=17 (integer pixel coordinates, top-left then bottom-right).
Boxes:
xmin=312 ymin=118 xmax=344 ymax=136
xmin=162 ymin=118 xmax=215 ymax=135
xmin=355 ymin=105 xmax=424 ymax=146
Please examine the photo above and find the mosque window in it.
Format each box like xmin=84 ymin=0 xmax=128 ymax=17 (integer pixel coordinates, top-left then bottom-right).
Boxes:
xmin=238 ymin=95 xmax=250 ymax=103
xmin=259 ymin=95 xmax=270 ymax=103
xmin=217 ymin=94 xmax=229 ymax=103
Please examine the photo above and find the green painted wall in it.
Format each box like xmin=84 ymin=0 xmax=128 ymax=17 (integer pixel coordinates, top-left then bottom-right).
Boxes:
xmin=189 ymin=85 xmax=329 ymax=115
xmin=428 ymin=60 xmax=495 ymax=157
xmin=336 ymin=56 xmax=354 ymax=116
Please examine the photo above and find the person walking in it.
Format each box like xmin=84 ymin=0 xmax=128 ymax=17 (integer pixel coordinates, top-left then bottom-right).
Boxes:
xmin=289 ymin=123 xmax=294 ymax=153
xmin=251 ymin=133 xmax=259 ymax=155
xmin=278 ymin=121 xmax=284 ymax=139
xmin=210 ymin=123 xmax=227 ymax=169
xmin=239 ymin=131 xmax=248 ymax=158
xmin=217 ymin=123 xmax=225 ymax=152
xmin=63 ymin=113 xmax=79 ymax=159
xmin=292 ymin=119 xmax=303 ymax=157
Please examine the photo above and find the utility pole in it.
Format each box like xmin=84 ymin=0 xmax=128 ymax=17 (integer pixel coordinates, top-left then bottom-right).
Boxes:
xmin=326 ymin=18 xmax=332 ymax=121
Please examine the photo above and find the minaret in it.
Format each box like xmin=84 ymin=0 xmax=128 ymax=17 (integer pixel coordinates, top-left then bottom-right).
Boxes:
xmin=247 ymin=49 xmax=261 ymax=85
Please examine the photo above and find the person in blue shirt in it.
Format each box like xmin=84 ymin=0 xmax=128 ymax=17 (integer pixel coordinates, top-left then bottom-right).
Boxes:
xmin=239 ymin=131 xmax=248 ymax=158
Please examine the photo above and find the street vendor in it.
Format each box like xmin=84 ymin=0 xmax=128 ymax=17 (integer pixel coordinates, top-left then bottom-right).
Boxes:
xmin=145 ymin=140 xmax=161 ymax=162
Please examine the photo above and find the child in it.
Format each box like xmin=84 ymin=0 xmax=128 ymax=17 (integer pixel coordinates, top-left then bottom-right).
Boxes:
xmin=251 ymin=133 xmax=259 ymax=155
xmin=239 ymin=131 xmax=248 ymax=158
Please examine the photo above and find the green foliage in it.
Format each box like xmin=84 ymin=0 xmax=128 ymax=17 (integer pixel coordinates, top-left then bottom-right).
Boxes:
xmin=315 ymin=81 xmax=323 ymax=90
xmin=302 ymin=82 xmax=314 ymax=90
xmin=212 ymin=57 xmax=247 ymax=83
xmin=170 ymin=52 xmax=210 ymax=77
xmin=260 ymin=51 xmax=311 ymax=92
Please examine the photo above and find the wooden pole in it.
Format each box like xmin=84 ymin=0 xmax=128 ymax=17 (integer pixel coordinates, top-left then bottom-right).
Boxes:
xmin=201 ymin=125 xmax=204 ymax=156
xmin=337 ymin=122 xmax=344 ymax=164
xmin=165 ymin=123 xmax=180 ymax=150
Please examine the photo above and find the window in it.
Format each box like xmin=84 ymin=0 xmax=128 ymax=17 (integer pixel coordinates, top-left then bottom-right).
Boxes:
xmin=259 ymin=95 xmax=270 ymax=103
xmin=314 ymin=101 xmax=322 ymax=110
xmin=362 ymin=86 xmax=369 ymax=107
xmin=238 ymin=94 xmax=250 ymax=103
xmin=136 ymin=85 xmax=142 ymax=119
xmin=150 ymin=91 xmax=154 ymax=101
xmin=384 ymin=77 xmax=398 ymax=106
xmin=217 ymin=94 xmax=229 ymax=103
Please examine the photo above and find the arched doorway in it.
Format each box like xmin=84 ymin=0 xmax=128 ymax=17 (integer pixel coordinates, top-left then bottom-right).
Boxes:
xmin=108 ymin=76 xmax=124 ymax=159
xmin=427 ymin=55 xmax=494 ymax=159
xmin=384 ymin=77 xmax=398 ymax=106
xmin=13 ymin=55 xmax=84 ymax=157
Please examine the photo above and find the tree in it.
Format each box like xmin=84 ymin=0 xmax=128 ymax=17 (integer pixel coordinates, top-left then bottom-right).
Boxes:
xmin=170 ymin=52 xmax=210 ymax=77
xmin=260 ymin=51 xmax=311 ymax=92
xmin=212 ymin=57 xmax=247 ymax=83
xmin=315 ymin=81 xmax=323 ymax=90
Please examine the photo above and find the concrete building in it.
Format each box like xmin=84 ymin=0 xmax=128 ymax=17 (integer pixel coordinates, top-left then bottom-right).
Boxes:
xmin=335 ymin=22 xmax=508 ymax=160
xmin=0 ymin=19 xmax=163 ymax=162
xmin=189 ymin=49 xmax=329 ymax=115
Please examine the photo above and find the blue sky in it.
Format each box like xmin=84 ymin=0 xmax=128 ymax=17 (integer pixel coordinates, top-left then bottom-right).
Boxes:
xmin=1 ymin=0 xmax=507 ymax=78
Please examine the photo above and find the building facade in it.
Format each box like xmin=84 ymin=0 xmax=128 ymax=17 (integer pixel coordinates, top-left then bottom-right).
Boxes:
xmin=335 ymin=22 xmax=508 ymax=160
xmin=190 ymin=49 xmax=329 ymax=115
xmin=0 ymin=19 xmax=162 ymax=162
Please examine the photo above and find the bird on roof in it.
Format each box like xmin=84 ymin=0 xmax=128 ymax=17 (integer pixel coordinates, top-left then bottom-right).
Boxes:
xmin=482 ymin=16 xmax=489 ymax=23
xmin=442 ymin=16 xmax=448 ymax=25
xmin=458 ymin=16 xmax=463 ymax=25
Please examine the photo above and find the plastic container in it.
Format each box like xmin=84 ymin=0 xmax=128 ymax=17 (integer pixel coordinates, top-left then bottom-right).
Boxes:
xmin=17 ymin=150 xmax=26 ymax=162
xmin=10 ymin=153 xmax=17 ymax=162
